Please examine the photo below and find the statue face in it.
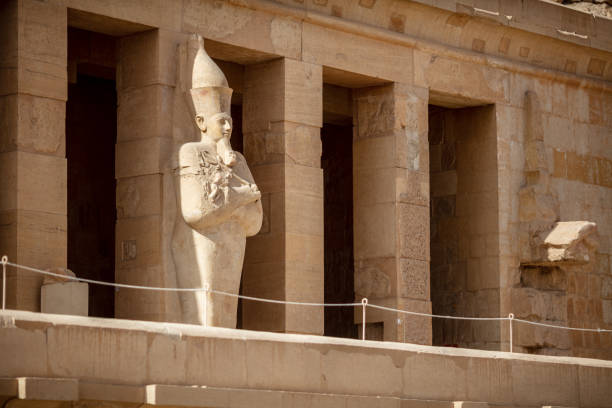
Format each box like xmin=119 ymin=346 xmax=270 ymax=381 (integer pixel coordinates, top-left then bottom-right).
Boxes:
xmin=196 ymin=112 xmax=232 ymax=142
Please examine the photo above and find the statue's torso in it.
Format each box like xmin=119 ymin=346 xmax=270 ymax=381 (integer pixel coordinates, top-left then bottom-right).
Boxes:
xmin=177 ymin=142 xmax=262 ymax=236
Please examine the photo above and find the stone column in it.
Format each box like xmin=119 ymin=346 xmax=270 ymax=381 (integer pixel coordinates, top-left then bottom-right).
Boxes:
xmin=114 ymin=29 xmax=182 ymax=322
xmin=242 ymin=58 xmax=324 ymax=334
xmin=353 ymin=83 xmax=432 ymax=344
xmin=0 ymin=0 xmax=68 ymax=310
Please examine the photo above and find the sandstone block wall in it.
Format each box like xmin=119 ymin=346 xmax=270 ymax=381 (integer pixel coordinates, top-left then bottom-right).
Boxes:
xmin=497 ymin=78 xmax=612 ymax=359
xmin=242 ymin=58 xmax=324 ymax=334
xmin=353 ymin=83 xmax=431 ymax=344
xmin=113 ymin=29 xmax=185 ymax=323
xmin=0 ymin=0 xmax=610 ymax=360
xmin=0 ymin=0 xmax=68 ymax=311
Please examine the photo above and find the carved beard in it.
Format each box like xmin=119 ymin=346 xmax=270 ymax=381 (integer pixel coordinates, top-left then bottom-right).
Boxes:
xmin=217 ymin=137 xmax=236 ymax=166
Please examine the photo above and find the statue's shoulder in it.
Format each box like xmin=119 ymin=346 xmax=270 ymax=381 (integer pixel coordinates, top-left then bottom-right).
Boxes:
xmin=231 ymin=151 xmax=250 ymax=171
xmin=231 ymin=151 xmax=255 ymax=182
xmin=178 ymin=142 xmax=198 ymax=156
xmin=179 ymin=143 xmax=214 ymax=160
xmin=233 ymin=151 xmax=247 ymax=163
xmin=178 ymin=143 xmax=216 ymax=172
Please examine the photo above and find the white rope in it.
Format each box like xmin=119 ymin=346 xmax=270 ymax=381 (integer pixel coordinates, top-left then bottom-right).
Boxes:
xmin=367 ymin=303 xmax=508 ymax=321
xmin=210 ymin=288 xmax=360 ymax=307
xmin=1 ymin=255 xmax=6 ymax=310
xmin=514 ymin=318 xmax=612 ymax=333
xmin=6 ymin=261 xmax=205 ymax=292
xmin=3 ymin=258 xmax=612 ymax=333
xmin=4 ymin=261 xmax=359 ymax=307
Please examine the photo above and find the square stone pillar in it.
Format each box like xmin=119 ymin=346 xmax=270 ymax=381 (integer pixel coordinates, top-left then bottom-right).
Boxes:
xmin=242 ymin=58 xmax=324 ymax=334
xmin=0 ymin=0 xmax=68 ymax=311
xmin=353 ymin=83 xmax=432 ymax=344
xmin=114 ymin=29 xmax=183 ymax=322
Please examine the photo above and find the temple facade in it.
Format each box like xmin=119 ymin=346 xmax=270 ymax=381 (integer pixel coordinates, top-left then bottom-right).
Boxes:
xmin=1 ymin=0 xmax=612 ymax=407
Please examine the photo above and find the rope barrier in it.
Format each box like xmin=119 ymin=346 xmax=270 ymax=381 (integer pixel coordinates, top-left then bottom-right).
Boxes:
xmin=514 ymin=318 xmax=611 ymax=332
xmin=2 ymin=260 xmax=360 ymax=307
xmin=5 ymin=261 xmax=204 ymax=292
xmin=367 ymin=303 xmax=508 ymax=321
xmin=1 ymin=256 xmax=6 ymax=310
xmin=210 ymin=288 xmax=361 ymax=307
xmin=1 ymin=257 xmax=611 ymax=338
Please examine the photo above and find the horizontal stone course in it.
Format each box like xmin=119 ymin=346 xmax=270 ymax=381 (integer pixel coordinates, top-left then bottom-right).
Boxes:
xmin=1 ymin=311 xmax=612 ymax=407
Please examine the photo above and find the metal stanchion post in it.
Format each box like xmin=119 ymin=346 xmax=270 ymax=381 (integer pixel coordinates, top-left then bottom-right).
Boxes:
xmin=509 ymin=313 xmax=514 ymax=353
xmin=1 ymin=256 xmax=7 ymax=310
xmin=202 ymin=283 xmax=210 ymax=328
xmin=361 ymin=298 xmax=368 ymax=341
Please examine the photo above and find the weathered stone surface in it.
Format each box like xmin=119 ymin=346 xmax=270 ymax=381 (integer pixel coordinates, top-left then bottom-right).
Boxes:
xmin=241 ymin=47 xmax=323 ymax=335
xmin=524 ymin=221 xmax=599 ymax=266
xmin=303 ymin=23 xmax=413 ymax=85
xmin=243 ymin=59 xmax=322 ymax=133
xmin=116 ymin=175 xmax=162 ymax=219
xmin=520 ymin=267 xmax=567 ymax=291
xmin=512 ymin=287 xmax=567 ymax=322
xmin=353 ymin=83 xmax=430 ymax=343
xmin=117 ymin=85 xmax=174 ymax=142
xmin=400 ymin=258 xmax=429 ymax=300
xmin=414 ymin=51 xmax=508 ymax=103
xmin=543 ymin=221 xmax=599 ymax=263
xmin=17 ymin=377 xmax=78 ymax=402
xmin=0 ymin=94 xmax=66 ymax=156
xmin=399 ymin=204 xmax=430 ymax=262
xmin=41 ymin=281 xmax=88 ymax=316
xmin=0 ymin=151 xmax=66 ymax=215
xmin=355 ymin=260 xmax=392 ymax=298
xmin=354 ymin=203 xmax=396 ymax=259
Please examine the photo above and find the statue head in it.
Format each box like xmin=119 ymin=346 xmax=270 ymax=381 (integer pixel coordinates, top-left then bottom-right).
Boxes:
xmin=190 ymin=35 xmax=233 ymax=142
xmin=195 ymin=112 xmax=232 ymax=142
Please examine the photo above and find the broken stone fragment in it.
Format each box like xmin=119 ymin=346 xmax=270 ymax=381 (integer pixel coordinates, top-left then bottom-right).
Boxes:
xmin=528 ymin=221 xmax=599 ymax=265
xmin=42 ymin=267 xmax=77 ymax=285
xmin=543 ymin=221 xmax=598 ymax=263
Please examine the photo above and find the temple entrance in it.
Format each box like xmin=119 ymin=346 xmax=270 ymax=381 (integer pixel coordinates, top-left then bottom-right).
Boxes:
xmin=66 ymin=28 xmax=117 ymax=317
xmin=322 ymin=84 xmax=356 ymax=339
xmin=428 ymin=102 xmax=500 ymax=349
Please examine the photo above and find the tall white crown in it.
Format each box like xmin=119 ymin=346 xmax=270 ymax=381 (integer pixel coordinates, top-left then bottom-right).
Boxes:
xmin=190 ymin=35 xmax=232 ymax=120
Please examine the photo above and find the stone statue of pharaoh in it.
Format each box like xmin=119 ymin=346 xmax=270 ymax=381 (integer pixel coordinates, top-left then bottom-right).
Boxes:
xmin=172 ymin=36 xmax=262 ymax=327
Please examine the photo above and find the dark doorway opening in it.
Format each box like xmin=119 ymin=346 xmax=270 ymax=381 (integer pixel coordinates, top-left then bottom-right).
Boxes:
xmin=322 ymin=123 xmax=356 ymax=339
xmin=428 ymin=102 xmax=500 ymax=349
xmin=231 ymin=102 xmax=244 ymax=329
xmin=66 ymin=28 xmax=117 ymax=318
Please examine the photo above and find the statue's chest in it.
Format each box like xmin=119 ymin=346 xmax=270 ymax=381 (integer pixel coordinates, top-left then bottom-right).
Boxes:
xmin=196 ymin=150 xmax=233 ymax=185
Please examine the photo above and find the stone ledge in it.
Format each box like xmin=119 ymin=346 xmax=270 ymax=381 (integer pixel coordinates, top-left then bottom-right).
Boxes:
xmin=411 ymin=0 xmax=612 ymax=53
xmin=0 ymin=379 xmax=463 ymax=408
xmin=1 ymin=310 xmax=612 ymax=408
